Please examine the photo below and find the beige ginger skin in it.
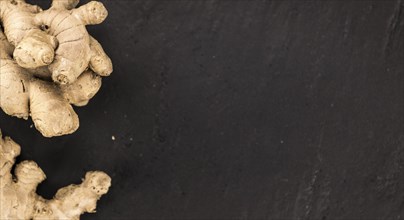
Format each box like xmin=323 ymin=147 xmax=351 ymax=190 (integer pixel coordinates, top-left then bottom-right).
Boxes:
xmin=0 ymin=0 xmax=112 ymax=84
xmin=0 ymin=131 xmax=111 ymax=219
xmin=0 ymin=0 xmax=113 ymax=137
xmin=0 ymin=28 xmax=102 ymax=137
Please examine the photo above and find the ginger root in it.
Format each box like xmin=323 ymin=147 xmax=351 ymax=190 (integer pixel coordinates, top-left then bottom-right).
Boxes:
xmin=0 ymin=28 xmax=103 ymax=137
xmin=0 ymin=131 xmax=111 ymax=219
xmin=0 ymin=0 xmax=112 ymax=137
xmin=0 ymin=0 xmax=112 ymax=84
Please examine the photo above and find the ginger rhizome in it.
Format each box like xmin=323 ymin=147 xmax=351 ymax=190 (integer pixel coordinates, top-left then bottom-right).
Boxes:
xmin=0 ymin=0 xmax=112 ymax=84
xmin=0 ymin=131 xmax=111 ymax=219
xmin=0 ymin=0 xmax=113 ymax=137
xmin=0 ymin=28 xmax=101 ymax=137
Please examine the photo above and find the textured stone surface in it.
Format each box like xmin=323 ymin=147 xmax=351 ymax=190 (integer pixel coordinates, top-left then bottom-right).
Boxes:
xmin=1 ymin=0 xmax=403 ymax=219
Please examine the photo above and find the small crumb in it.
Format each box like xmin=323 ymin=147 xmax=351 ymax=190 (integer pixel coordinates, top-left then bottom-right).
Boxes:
xmin=30 ymin=124 xmax=33 ymax=128
xmin=129 ymin=137 xmax=133 ymax=141
xmin=280 ymin=140 xmax=284 ymax=144
xmin=111 ymin=136 xmax=115 ymax=141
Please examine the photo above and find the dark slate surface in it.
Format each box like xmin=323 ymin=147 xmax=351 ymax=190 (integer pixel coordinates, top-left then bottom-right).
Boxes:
xmin=1 ymin=0 xmax=403 ymax=219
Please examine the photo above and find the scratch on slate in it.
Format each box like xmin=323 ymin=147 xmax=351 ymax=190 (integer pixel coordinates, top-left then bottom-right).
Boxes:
xmin=384 ymin=0 xmax=403 ymax=54
xmin=292 ymin=127 xmax=327 ymax=220
xmin=316 ymin=126 xmax=325 ymax=163
xmin=343 ymin=15 xmax=352 ymax=40
xmin=293 ymin=169 xmax=320 ymax=220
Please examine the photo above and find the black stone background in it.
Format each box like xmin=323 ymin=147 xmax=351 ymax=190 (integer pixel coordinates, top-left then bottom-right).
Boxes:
xmin=0 ymin=0 xmax=403 ymax=219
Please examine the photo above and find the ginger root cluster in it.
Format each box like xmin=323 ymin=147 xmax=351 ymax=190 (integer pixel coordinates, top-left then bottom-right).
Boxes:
xmin=0 ymin=131 xmax=111 ymax=219
xmin=0 ymin=0 xmax=113 ymax=137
